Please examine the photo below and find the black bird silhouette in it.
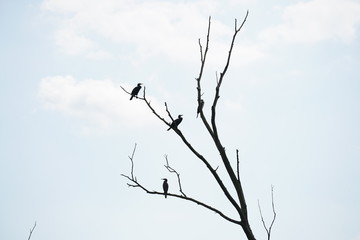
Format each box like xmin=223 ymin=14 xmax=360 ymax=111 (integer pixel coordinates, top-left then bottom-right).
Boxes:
xmin=197 ymin=99 xmax=204 ymax=118
xmin=167 ymin=115 xmax=183 ymax=131
xmin=130 ymin=83 xmax=142 ymax=100
xmin=162 ymin=178 xmax=169 ymax=198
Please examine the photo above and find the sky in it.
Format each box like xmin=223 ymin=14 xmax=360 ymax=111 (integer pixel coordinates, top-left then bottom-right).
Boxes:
xmin=1 ymin=0 xmax=360 ymax=239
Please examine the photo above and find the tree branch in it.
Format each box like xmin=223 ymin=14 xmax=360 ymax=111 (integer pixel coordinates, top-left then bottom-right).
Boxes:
xmin=195 ymin=12 xmax=253 ymax=239
xmin=129 ymin=143 xmax=137 ymax=180
xmin=121 ymin=82 xmax=243 ymax=216
xmin=204 ymin=11 xmax=250 ymax=221
xmin=171 ymin=128 xmax=243 ymax=215
xmin=27 ymin=221 xmax=36 ymax=240
xmin=121 ymin=145 xmax=241 ymax=225
xmin=211 ymin=10 xmax=248 ymax=138
xmin=258 ymin=186 xmax=276 ymax=240
xmin=127 ymin=177 xmax=241 ymax=224
xmin=164 ymin=155 xmax=186 ymax=197
xmin=196 ymin=16 xmax=213 ymax=135
xmin=236 ymin=149 xmax=240 ymax=182
xmin=120 ymin=86 xmax=172 ymax=128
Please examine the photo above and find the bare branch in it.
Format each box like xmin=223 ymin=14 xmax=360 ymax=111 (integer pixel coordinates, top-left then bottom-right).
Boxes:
xmin=164 ymin=155 xmax=186 ymax=197
xmin=236 ymin=149 xmax=240 ymax=182
xmin=139 ymin=180 xmax=240 ymax=224
xmin=121 ymin=145 xmax=241 ymax=225
xmin=211 ymin=10 xmax=249 ymax=138
xmin=193 ymin=13 xmax=254 ymax=239
xmin=196 ymin=14 xmax=253 ymax=232
xmin=27 ymin=221 xmax=36 ymax=240
xmin=120 ymin=85 xmax=145 ymax=100
xmin=121 ymin=143 xmax=140 ymax=188
xmin=121 ymin=85 xmax=172 ymax=129
xmin=196 ymin=16 xmax=213 ymax=133
xmin=122 ymin=77 xmax=242 ymax=216
xmin=124 ymin=174 xmax=241 ymax=225
xmin=171 ymin=128 xmax=243 ymax=215
xmin=198 ymin=38 xmax=203 ymax=62
xmin=120 ymin=85 xmax=131 ymax=95
xmin=164 ymin=102 xmax=174 ymax=121
xmin=128 ymin=143 xmax=137 ymax=180
xmin=258 ymin=186 xmax=276 ymax=240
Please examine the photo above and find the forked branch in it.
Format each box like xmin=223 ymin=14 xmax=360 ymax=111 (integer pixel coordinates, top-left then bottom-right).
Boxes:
xmin=121 ymin=145 xmax=241 ymax=225
xmin=121 ymin=84 xmax=243 ymax=216
xmin=164 ymin=155 xmax=186 ymax=197
xmin=258 ymin=186 xmax=277 ymax=240
xmin=211 ymin=10 xmax=249 ymax=137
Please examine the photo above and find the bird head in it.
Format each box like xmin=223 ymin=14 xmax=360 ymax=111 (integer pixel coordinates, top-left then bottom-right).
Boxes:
xmin=178 ymin=114 xmax=183 ymax=118
xmin=137 ymin=83 xmax=142 ymax=86
xmin=162 ymin=178 xmax=168 ymax=182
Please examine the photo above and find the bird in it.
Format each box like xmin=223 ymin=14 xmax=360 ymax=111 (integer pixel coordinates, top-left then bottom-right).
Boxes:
xmin=130 ymin=83 xmax=142 ymax=100
xmin=162 ymin=178 xmax=169 ymax=198
xmin=167 ymin=115 xmax=183 ymax=131
xmin=197 ymin=99 xmax=204 ymax=118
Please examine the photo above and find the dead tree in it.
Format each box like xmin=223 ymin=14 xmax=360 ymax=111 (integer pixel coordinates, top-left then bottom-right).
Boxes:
xmin=121 ymin=12 xmax=276 ymax=240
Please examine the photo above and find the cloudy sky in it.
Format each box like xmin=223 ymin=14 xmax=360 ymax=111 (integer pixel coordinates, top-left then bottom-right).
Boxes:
xmin=1 ymin=0 xmax=360 ymax=239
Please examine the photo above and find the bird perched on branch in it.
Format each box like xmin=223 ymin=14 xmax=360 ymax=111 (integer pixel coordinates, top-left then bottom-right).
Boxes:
xmin=197 ymin=99 xmax=204 ymax=118
xmin=162 ymin=178 xmax=169 ymax=198
xmin=167 ymin=115 xmax=183 ymax=131
xmin=130 ymin=83 xmax=142 ymax=100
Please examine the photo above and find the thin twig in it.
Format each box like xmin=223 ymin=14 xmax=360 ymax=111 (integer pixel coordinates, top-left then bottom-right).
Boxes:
xmin=164 ymin=102 xmax=174 ymax=121
xmin=258 ymin=186 xmax=276 ymax=240
xmin=164 ymin=155 xmax=186 ymax=197
xmin=120 ymin=85 xmax=171 ymax=129
xmin=198 ymin=38 xmax=203 ymax=62
xmin=236 ymin=149 xmax=240 ymax=182
xmin=128 ymin=143 xmax=137 ymax=180
xmin=28 ymin=221 xmax=36 ymax=240
xmin=196 ymin=16 xmax=213 ymax=133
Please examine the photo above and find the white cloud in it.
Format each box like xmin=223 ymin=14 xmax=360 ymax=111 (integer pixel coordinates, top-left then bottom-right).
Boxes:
xmin=259 ymin=0 xmax=360 ymax=44
xmin=40 ymin=0 xmax=262 ymax=65
xmin=54 ymin=28 xmax=95 ymax=55
xmin=38 ymin=75 xmax=162 ymax=133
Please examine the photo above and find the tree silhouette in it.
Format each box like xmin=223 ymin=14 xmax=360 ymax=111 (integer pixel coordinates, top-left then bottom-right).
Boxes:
xmin=121 ymin=12 xmax=276 ymax=240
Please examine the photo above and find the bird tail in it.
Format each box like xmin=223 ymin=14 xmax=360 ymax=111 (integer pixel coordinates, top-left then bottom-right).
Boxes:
xmin=167 ymin=127 xmax=171 ymax=131
xmin=130 ymin=95 xmax=133 ymax=100
xmin=165 ymin=194 xmax=167 ymax=198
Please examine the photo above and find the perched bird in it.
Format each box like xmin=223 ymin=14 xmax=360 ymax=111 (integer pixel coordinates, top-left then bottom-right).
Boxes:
xmin=167 ymin=115 xmax=183 ymax=131
xmin=197 ymin=99 xmax=204 ymax=118
xmin=130 ymin=83 xmax=142 ymax=100
xmin=162 ymin=178 xmax=169 ymax=198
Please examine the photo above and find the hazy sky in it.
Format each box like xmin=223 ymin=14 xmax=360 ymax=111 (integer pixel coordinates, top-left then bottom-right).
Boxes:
xmin=1 ymin=0 xmax=360 ymax=239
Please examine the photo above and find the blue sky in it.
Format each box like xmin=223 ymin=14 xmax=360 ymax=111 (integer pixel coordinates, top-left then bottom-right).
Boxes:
xmin=1 ymin=0 xmax=360 ymax=239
